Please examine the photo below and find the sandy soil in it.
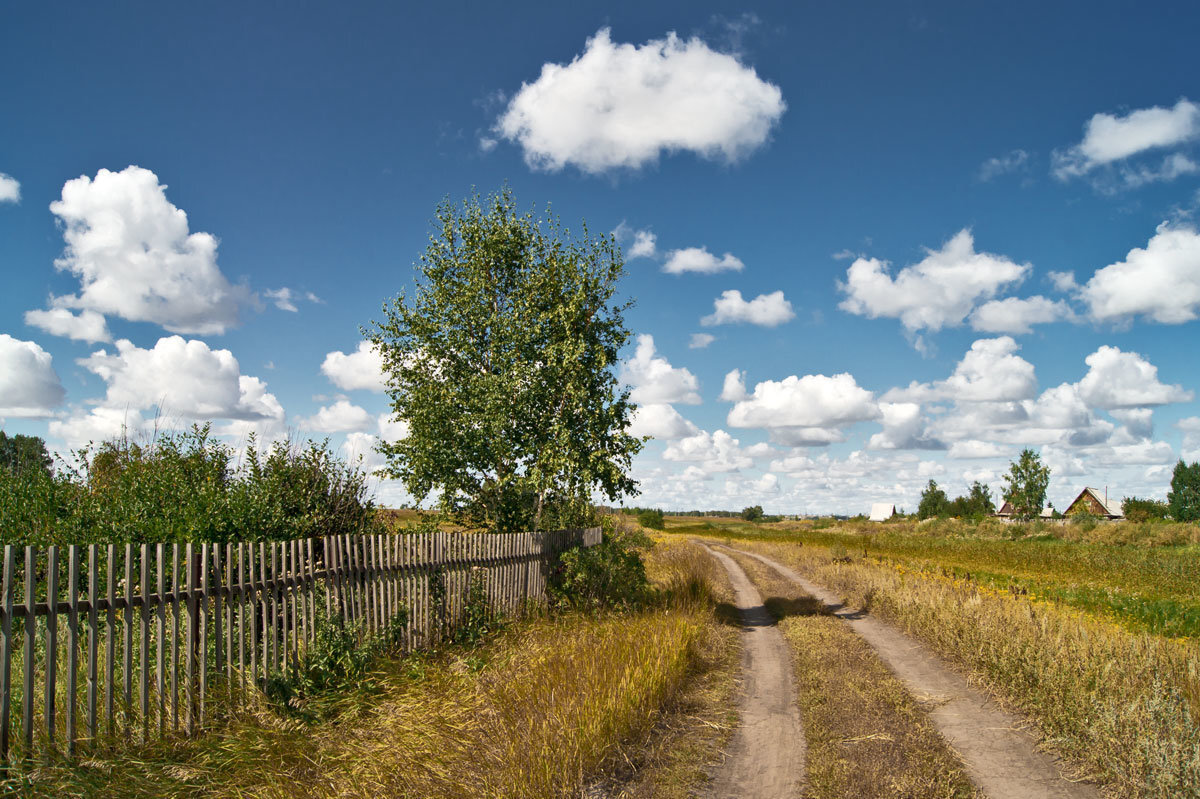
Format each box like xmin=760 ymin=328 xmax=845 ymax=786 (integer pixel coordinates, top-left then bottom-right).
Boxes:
xmin=702 ymin=546 xmax=805 ymax=799
xmin=726 ymin=545 xmax=1102 ymax=799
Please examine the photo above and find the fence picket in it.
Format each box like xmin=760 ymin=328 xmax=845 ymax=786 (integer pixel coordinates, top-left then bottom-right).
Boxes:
xmin=67 ymin=545 xmax=79 ymax=756
xmin=105 ymin=545 xmax=115 ymax=738
xmin=156 ymin=543 xmax=165 ymax=738
xmin=23 ymin=546 xmax=34 ymax=756
xmin=46 ymin=546 xmax=59 ymax=749
xmin=86 ymin=545 xmax=97 ymax=746
xmin=140 ymin=543 xmax=149 ymax=743
xmin=171 ymin=543 xmax=180 ymax=734
xmin=0 ymin=546 xmax=13 ymax=762
xmin=122 ymin=544 xmax=133 ymax=738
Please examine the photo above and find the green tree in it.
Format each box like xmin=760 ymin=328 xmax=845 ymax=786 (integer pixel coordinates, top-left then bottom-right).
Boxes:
xmin=1002 ymin=448 xmax=1050 ymax=520
xmin=948 ymin=480 xmax=995 ymax=518
xmin=1167 ymin=460 xmax=1200 ymax=522
xmin=0 ymin=432 xmax=52 ymax=477
xmin=740 ymin=505 xmax=764 ymax=522
xmin=917 ymin=479 xmax=950 ymax=519
xmin=369 ymin=188 xmax=642 ymax=533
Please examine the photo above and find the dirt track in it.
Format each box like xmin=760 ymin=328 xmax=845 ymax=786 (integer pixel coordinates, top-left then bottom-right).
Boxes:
xmin=702 ymin=546 xmax=805 ymax=799
xmin=722 ymin=545 xmax=1102 ymax=799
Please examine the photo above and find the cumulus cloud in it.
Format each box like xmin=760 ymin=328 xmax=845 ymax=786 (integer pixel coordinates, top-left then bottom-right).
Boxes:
xmin=378 ymin=412 xmax=410 ymax=442
xmin=78 ymin=336 xmax=284 ymax=422
xmin=627 ymin=403 xmax=699 ymax=440
xmin=868 ymin=402 xmax=945 ymax=451
xmin=947 ymin=439 xmax=1009 ymax=459
xmin=728 ymin=373 xmax=879 ymax=438
xmin=838 ymin=230 xmax=1029 ymax=337
xmin=24 ymin=308 xmax=112 ymax=343
xmin=49 ymin=407 xmax=150 ymax=449
xmin=977 ymin=149 xmax=1029 ymax=182
xmin=613 ymin=222 xmax=657 ymax=258
xmin=621 ymin=334 xmax=701 ymax=405
xmin=0 ymin=173 xmax=19 ymax=203
xmin=493 ymin=27 xmax=785 ymax=173
xmin=1076 ymin=345 xmax=1192 ymax=409
xmin=299 ymin=399 xmax=373 ymax=433
xmin=340 ymin=431 xmax=386 ymax=474
xmin=662 ymin=429 xmax=767 ymax=473
xmin=321 ymin=342 xmax=387 ymax=392
xmin=688 ymin=333 xmax=715 ymax=349
xmin=884 ymin=337 xmax=1037 ymax=404
xmin=1079 ymin=224 xmax=1200 ymax=324
xmin=0 ymin=334 xmax=66 ymax=417
xmin=43 ymin=166 xmax=252 ymax=335
xmin=719 ymin=369 xmax=748 ymax=402
xmin=663 ymin=247 xmax=744 ymax=274
xmin=701 ymin=289 xmax=794 ymax=327
xmin=1053 ymin=99 xmax=1200 ymax=179
xmin=969 ymin=296 xmax=1074 ymax=334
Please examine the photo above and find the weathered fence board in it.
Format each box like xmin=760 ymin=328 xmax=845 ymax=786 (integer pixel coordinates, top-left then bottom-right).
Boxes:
xmin=0 ymin=527 xmax=599 ymax=763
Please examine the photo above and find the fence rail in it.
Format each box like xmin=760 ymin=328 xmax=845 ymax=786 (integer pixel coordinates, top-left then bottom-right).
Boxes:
xmin=0 ymin=527 xmax=600 ymax=763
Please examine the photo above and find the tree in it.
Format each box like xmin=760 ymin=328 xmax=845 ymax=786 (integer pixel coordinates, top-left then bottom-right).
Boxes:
xmin=741 ymin=505 xmax=764 ymax=522
xmin=369 ymin=188 xmax=642 ymax=533
xmin=1167 ymin=460 xmax=1200 ymax=522
xmin=0 ymin=432 xmax=52 ymax=477
xmin=917 ymin=479 xmax=950 ymax=519
xmin=1002 ymin=448 xmax=1050 ymax=520
xmin=948 ymin=480 xmax=995 ymax=518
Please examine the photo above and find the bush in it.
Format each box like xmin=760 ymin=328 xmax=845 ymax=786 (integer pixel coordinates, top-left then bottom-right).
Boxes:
xmin=1123 ymin=497 xmax=1169 ymax=523
xmin=1168 ymin=461 xmax=1200 ymax=522
xmin=548 ymin=522 xmax=651 ymax=610
xmin=636 ymin=508 xmax=665 ymax=530
xmin=741 ymin=505 xmax=764 ymax=522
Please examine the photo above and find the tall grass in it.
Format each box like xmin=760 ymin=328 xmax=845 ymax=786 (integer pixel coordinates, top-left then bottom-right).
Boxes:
xmin=736 ymin=538 xmax=1200 ymax=798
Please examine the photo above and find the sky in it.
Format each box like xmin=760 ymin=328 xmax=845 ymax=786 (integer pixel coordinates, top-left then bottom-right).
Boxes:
xmin=2 ymin=1 xmax=1200 ymax=515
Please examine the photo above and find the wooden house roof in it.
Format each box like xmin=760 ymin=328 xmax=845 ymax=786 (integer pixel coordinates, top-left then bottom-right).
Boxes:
xmin=1065 ymin=487 xmax=1123 ymax=518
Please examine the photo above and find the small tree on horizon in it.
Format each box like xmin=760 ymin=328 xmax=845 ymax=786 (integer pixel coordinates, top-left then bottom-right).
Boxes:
xmin=369 ymin=187 xmax=642 ymax=533
xmin=1002 ymin=448 xmax=1050 ymax=520
xmin=917 ymin=479 xmax=950 ymax=519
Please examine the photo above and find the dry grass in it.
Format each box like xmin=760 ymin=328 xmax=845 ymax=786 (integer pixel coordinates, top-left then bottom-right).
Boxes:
xmin=17 ymin=538 xmax=740 ymax=799
xmin=732 ymin=538 xmax=1200 ymax=799
xmin=726 ymin=551 xmax=981 ymax=799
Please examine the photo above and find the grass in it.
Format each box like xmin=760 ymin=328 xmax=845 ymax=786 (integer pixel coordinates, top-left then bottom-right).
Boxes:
xmin=725 ymin=550 xmax=981 ymax=799
xmin=17 ymin=538 xmax=740 ymax=799
xmin=719 ymin=535 xmax=1200 ymax=799
xmin=671 ymin=514 xmax=1200 ymax=639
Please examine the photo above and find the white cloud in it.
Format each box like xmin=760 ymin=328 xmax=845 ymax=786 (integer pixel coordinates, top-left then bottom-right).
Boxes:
xmin=321 ymin=342 xmax=387 ymax=392
xmin=1053 ymin=99 xmax=1200 ymax=178
xmin=868 ymin=402 xmax=945 ymax=451
xmin=0 ymin=173 xmax=19 ymax=203
xmin=44 ymin=166 xmax=252 ymax=335
xmin=493 ymin=28 xmax=785 ymax=174
xmin=663 ymin=246 xmax=744 ymax=274
xmin=702 ymin=289 xmax=794 ymax=327
xmin=947 ymin=440 xmax=1009 ymax=459
xmin=838 ymin=230 xmax=1029 ymax=336
xmin=1120 ymin=153 xmax=1200 ymax=188
xmin=340 ymin=432 xmax=386 ymax=474
xmin=378 ymin=412 xmax=410 ymax=442
xmin=719 ymin=369 xmax=748 ymax=402
xmin=1079 ymin=224 xmax=1200 ymax=324
xmin=264 ymin=288 xmax=322 ymax=313
xmin=688 ymin=333 xmax=715 ymax=349
xmin=78 ymin=336 xmax=284 ymax=422
xmin=24 ymin=308 xmax=112 ymax=343
xmin=1048 ymin=270 xmax=1078 ymax=292
xmin=613 ymin=222 xmax=657 ymax=259
xmin=621 ymin=334 xmax=701 ymax=405
xmin=1076 ymin=345 xmax=1192 ymax=409
xmin=969 ymin=296 xmax=1074 ymax=334
xmin=48 ymin=407 xmax=150 ymax=449
xmin=977 ymin=149 xmax=1029 ymax=181
xmin=300 ymin=399 xmax=373 ymax=433
xmin=0 ymin=334 xmax=66 ymax=417
xmin=627 ymin=403 xmax=699 ymax=440
xmin=662 ymin=429 xmax=764 ymax=473
xmin=728 ymin=373 xmax=879 ymax=432
xmin=883 ymin=337 xmax=1037 ymax=404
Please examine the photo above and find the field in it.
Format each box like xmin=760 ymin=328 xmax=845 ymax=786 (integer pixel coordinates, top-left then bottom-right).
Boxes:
xmin=667 ymin=514 xmax=1200 ymax=798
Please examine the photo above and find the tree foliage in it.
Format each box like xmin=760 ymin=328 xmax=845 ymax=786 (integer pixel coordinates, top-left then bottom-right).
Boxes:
xmin=1002 ymin=448 xmax=1050 ymax=520
xmin=917 ymin=480 xmax=950 ymax=520
xmin=740 ymin=505 xmax=764 ymax=522
xmin=0 ymin=432 xmax=52 ymax=477
xmin=1122 ymin=496 xmax=1169 ymax=522
xmin=370 ymin=188 xmax=642 ymax=533
xmin=948 ymin=481 xmax=996 ymax=518
xmin=1167 ymin=460 xmax=1200 ymax=522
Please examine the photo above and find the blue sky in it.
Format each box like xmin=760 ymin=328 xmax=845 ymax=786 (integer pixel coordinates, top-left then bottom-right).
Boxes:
xmin=3 ymin=1 xmax=1199 ymax=513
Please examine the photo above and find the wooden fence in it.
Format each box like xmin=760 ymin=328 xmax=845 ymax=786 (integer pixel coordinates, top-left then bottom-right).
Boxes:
xmin=0 ymin=527 xmax=601 ymax=763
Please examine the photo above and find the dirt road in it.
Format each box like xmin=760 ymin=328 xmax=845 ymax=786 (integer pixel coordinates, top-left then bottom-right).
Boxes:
xmin=725 ymin=545 xmax=1101 ymax=799
xmin=702 ymin=545 xmax=805 ymax=799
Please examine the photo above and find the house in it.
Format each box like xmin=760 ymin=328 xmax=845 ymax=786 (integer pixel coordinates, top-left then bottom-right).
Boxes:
xmin=868 ymin=503 xmax=896 ymax=522
xmin=994 ymin=501 xmax=1055 ymax=519
xmin=1064 ymin=487 xmax=1123 ymax=519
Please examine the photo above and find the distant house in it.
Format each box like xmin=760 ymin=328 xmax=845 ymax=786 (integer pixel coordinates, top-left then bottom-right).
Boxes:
xmin=868 ymin=503 xmax=896 ymax=522
xmin=995 ymin=501 xmax=1055 ymax=519
xmin=1064 ymin=487 xmax=1123 ymax=519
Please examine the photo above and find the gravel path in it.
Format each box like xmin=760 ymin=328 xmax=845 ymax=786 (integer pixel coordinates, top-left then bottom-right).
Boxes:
xmin=702 ymin=545 xmax=805 ymax=799
xmin=725 ymin=545 xmax=1102 ymax=799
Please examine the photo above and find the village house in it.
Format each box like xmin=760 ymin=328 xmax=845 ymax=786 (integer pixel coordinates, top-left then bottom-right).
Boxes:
xmin=868 ymin=502 xmax=896 ymax=522
xmin=1063 ymin=487 xmax=1123 ymax=519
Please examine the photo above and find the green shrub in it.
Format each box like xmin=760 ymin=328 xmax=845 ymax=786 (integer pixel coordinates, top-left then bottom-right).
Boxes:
xmin=1123 ymin=497 xmax=1169 ymax=522
xmin=636 ymin=508 xmax=665 ymax=530
xmin=548 ymin=524 xmax=650 ymax=610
